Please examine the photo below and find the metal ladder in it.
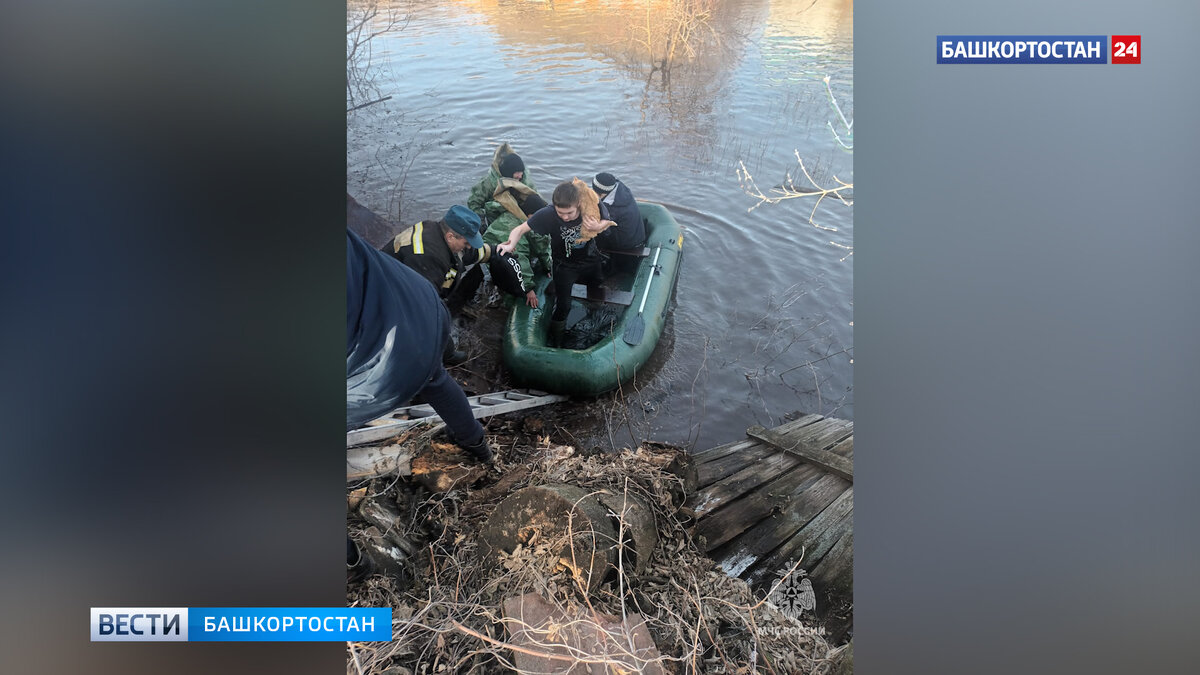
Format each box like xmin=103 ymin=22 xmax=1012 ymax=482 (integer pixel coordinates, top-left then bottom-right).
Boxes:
xmin=346 ymin=388 xmax=568 ymax=447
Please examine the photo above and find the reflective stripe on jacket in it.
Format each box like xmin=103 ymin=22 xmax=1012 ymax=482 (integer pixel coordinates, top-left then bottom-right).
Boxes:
xmin=383 ymin=220 xmax=491 ymax=294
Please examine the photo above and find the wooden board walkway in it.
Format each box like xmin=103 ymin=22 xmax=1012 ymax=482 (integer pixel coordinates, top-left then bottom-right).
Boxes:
xmin=684 ymin=413 xmax=854 ymax=604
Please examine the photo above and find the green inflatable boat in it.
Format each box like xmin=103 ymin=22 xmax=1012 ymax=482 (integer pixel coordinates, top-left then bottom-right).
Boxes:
xmin=502 ymin=202 xmax=684 ymax=396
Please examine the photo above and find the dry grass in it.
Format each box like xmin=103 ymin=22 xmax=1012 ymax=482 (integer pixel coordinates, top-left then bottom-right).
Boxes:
xmin=347 ymin=440 xmax=838 ymax=674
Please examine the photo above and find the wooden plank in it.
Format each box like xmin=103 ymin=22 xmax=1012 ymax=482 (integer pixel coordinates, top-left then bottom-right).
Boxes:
xmin=695 ymin=443 xmax=777 ymax=487
xmin=744 ymin=487 xmax=853 ymax=589
xmin=713 ymin=474 xmax=849 ymax=579
xmin=686 ymin=452 xmax=808 ymax=519
xmin=780 ymin=417 xmax=854 ymax=451
xmin=750 ymin=418 xmax=851 ymax=453
xmin=695 ymin=464 xmax=826 ymax=551
xmin=828 ymin=435 xmax=853 ymax=459
xmin=773 ymin=487 xmax=853 ymax=572
xmin=771 ymin=413 xmax=827 ymax=436
xmin=691 ymin=438 xmax=760 ymax=466
xmin=571 ymin=283 xmax=634 ymax=306
xmin=747 ymin=425 xmax=853 ymax=481
xmin=700 ymin=415 xmax=844 ymax=478
xmin=717 ymin=477 xmax=848 ymax=579
xmin=809 ymin=529 xmax=853 ymax=596
xmin=794 ymin=497 xmax=854 ymax=572
xmin=689 ymin=415 xmax=824 ymax=469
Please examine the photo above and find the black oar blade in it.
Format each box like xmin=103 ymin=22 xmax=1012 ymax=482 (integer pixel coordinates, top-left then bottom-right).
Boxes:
xmin=623 ymin=313 xmax=645 ymax=345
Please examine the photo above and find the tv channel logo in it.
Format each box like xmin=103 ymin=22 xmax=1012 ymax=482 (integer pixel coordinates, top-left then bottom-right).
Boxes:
xmin=937 ymin=34 xmax=1142 ymax=65
xmin=91 ymin=607 xmax=188 ymax=642
xmin=91 ymin=607 xmax=392 ymax=642
xmin=1111 ymin=35 xmax=1141 ymax=64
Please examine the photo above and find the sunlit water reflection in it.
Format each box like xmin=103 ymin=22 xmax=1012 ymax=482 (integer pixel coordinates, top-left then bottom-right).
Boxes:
xmin=348 ymin=0 xmax=853 ymax=451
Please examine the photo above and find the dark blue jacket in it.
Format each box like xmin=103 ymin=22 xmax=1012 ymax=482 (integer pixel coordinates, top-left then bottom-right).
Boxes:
xmin=597 ymin=181 xmax=646 ymax=251
xmin=346 ymin=228 xmax=448 ymax=429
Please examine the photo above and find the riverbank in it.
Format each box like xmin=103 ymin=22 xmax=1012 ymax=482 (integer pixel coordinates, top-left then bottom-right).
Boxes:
xmin=347 ymin=410 xmax=848 ymax=674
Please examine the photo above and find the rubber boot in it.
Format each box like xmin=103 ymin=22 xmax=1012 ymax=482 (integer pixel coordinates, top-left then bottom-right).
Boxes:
xmin=547 ymin=319 xmax=566 ymax=348
xmin=442 ymin=338 xmax=467 ymax=366
xmin=458 ymin=436 xmax=494 ymax=463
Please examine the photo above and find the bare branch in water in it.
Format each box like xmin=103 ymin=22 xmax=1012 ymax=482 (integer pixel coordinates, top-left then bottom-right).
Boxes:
xmin=737 ymin=152 xmax=853 ymax=233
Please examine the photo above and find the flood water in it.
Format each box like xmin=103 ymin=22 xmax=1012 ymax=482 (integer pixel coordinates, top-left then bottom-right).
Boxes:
xmin=348 ymin=0 xmax=853 ymax=452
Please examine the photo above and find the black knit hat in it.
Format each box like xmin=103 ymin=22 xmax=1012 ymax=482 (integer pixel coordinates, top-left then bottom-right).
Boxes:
xmin=498 ymin=153 xmax=525 ymax=178
xmin=592 ymin=172 xmax=618 ymax=194
xmin=521 ymin=192 xmax=548 ymax=217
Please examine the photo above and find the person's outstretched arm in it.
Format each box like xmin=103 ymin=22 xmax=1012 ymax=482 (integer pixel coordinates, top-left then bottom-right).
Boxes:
xmin=496 ymin=221 xmax=531 ymax=256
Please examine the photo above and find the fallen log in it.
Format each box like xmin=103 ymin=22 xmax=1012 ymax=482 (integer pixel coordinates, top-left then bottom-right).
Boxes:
xmin=347 ymin=443 xmax=419 ymax=482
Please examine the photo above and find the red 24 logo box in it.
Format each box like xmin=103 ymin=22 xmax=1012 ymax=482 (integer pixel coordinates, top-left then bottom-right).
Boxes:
xmin=1112 ymin=35 xmax=1141 ymax=64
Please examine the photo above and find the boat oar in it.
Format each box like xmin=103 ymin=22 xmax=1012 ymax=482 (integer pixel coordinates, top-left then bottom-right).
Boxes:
xmin=623 ymin=246 xmax=663 ymax=346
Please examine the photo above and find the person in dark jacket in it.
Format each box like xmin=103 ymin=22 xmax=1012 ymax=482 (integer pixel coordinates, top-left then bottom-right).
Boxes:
xmin=496 ymin=180 xmax=613 ymax=346
xmin=591 ymin=172 xmax=646 ymax=252
xmin=380 ymin=205 xmax=494 ymax=301
xmin=481 ymin=192 xmax=551 ymax=308
xmin=346 ymin=228 xmax=493 ymax=462
xmin=381 ymin=204 xmax=524 ymax=360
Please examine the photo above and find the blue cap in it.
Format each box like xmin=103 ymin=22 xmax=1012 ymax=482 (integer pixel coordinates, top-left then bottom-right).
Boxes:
xmin=443 ymin=205 xmax=484 ymax=249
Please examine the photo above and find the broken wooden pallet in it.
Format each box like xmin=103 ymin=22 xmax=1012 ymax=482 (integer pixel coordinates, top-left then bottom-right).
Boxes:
xmin=687 ymin=414 xmax=855 ymax=625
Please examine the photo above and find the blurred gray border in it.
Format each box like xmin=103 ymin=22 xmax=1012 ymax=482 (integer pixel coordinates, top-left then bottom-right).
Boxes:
xmin=858 ymin=2 xmax=1200 ymax=673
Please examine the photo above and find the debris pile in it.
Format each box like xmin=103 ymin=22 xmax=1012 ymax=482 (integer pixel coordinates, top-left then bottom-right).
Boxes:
xmin=347 ymin=427 xmax=840 ymax=674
